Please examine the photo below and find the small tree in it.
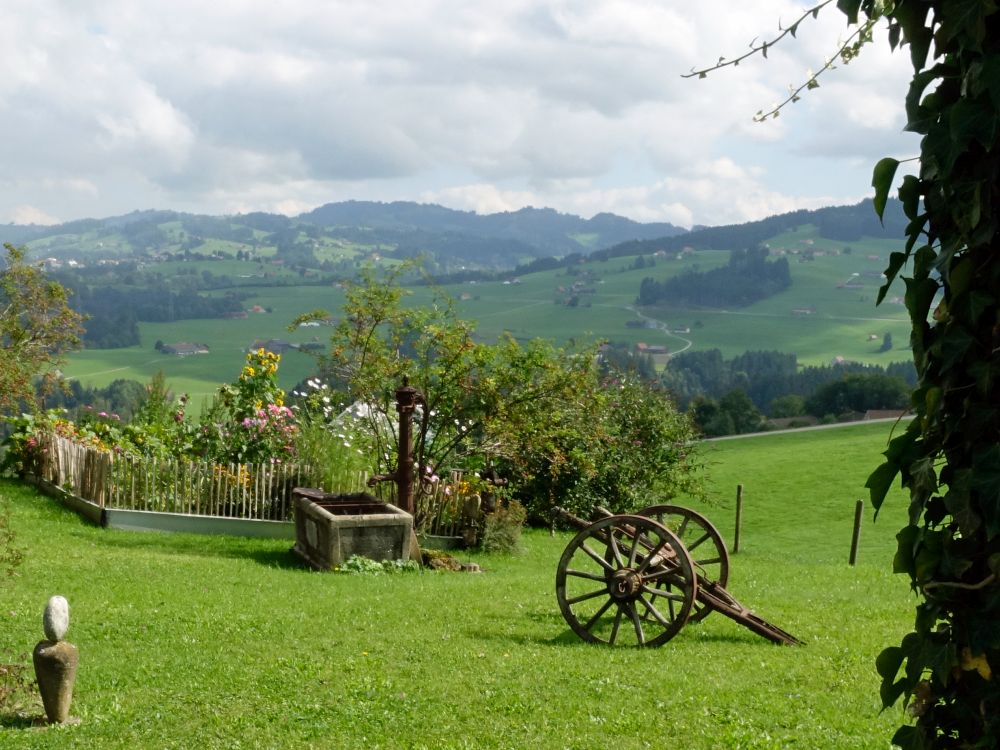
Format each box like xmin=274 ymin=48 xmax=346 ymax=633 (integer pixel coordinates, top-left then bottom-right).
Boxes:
xmin=0 ymin=244 xmax=85 ymax=413
xmin=294 ymin=267 xmax=702 ymax=518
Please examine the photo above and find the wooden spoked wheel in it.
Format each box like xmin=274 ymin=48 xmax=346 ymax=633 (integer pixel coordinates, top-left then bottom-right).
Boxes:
xmin=555 ymin=514 xmax=698 ymax=647
xmin=636 ymin=504 xmax=730 ymax=622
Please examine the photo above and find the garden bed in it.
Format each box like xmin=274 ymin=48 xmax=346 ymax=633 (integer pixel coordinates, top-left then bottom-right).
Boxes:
xmin=26 ymin=474 xmax=295 ymax=539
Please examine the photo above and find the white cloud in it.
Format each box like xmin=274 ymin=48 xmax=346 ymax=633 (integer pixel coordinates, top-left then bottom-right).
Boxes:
xmin=0 ymin=1 xmax=917 ymax=229
xmin=10 ymin=205 xmax=61 ymax=226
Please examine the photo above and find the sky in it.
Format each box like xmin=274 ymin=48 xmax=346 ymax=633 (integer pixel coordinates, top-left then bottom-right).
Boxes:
xmin=0 ymin=1 xmax=920 ymax=230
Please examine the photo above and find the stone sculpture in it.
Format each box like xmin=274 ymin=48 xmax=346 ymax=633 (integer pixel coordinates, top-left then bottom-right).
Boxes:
xmin=32 ymin=595 xmax=79 ymax=724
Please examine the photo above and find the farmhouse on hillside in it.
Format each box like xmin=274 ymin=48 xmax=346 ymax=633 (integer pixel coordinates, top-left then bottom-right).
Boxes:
xmin=160 ymin=342 xmax=210 ymax=356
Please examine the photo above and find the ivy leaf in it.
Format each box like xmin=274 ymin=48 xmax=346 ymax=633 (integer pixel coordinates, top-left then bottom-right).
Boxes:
xmin=892 ymin=1 xmax=932 ymax=70
xmin=893 ymin=525 xmax=921 ymax=577
xmin=914 ymin=528 xmax=943 ymax=583
xmin=867 ymin=460 xmax=900 ymax=514
xmin=872 ymin=157 xmax=900 ymax=221
xmin=837 ymin=0 xmax=861 ymax=25
xmin=904 ymin=66 xmax=944 ymax=133
xmin=938 ymin=0 xmax=993 ymax=46
xmin=877 ymin=646 xmax=908 ymax=708
xmin=897 ymin=175 xmax=922 ymax=220
xmin=937 ymin=323 xmax=976 ymax=371
xmin=904 ymin=277 xmax=939 ymax=326
xmin=970 ymin=446 xmax=1000 ymax=537
xmin=891 ymin=726 xmax=919 ymax=750
xmin=877 ymin=645 xmax=905 ymax=680
xmin=949 ymin=96 xmax=999 ymax=152
xmin=877 ymin=251 xmax=908 ymax=306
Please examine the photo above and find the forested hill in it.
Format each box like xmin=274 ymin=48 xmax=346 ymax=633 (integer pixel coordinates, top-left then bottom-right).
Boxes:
xmin=592 ymin=198 xmax=907 ymax=260
xmin=1 ymin=203 xmax=686 ymax=270
xmin=2 ymin=198 xmax=903 ymax=273
xmin=297 ymin=201 xmax=686 ymax=255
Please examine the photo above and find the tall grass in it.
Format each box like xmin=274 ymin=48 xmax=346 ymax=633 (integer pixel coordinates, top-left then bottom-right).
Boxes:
xmin=0 ymin=422 xmax=915 ymax=749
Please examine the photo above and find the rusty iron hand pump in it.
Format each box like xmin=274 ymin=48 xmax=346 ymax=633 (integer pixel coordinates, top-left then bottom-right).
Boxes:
xmin=367 ymin=378 xmax=424 ymax=515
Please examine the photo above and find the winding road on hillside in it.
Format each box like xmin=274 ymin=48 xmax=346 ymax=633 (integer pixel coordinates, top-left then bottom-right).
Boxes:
xmin=625 ymin=306 xmax=692 ymax=357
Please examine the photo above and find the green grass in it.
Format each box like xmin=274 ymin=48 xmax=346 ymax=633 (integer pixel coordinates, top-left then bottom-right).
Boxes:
xmin=60 ymin=235 xmax=913 ymax=398
xmin=1 ymin=422 xmax=916 ymax=748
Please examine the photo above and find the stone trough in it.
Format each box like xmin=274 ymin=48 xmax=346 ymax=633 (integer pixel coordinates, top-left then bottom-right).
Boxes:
xmin=292 ymin=488 xmax=413 ymax=570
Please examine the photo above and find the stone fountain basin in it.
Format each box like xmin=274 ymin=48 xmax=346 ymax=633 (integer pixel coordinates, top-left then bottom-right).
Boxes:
xmin=292 ymin=488 xmax=413 ymax=571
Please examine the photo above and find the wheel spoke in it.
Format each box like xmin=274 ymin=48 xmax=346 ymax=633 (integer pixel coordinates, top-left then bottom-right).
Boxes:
xmin=686 ymin=531 xmax=711 ymax=552
xmin=695 ymin=555 xmax=722 ymax=566
xmin=608 ymin=606 xmax=624 ymax=644
xmin=627 ymin=526 xmax=642 ymax=567
xmin=643 ymin=584 xmax=688 ymax=602
xmin=565 ymin=567 xmax=608 ymax=583
xmin=636 ymin=538 xmax=668 ymax=574
xmin=639 ymin=595 xmax=672 ymax=628
xmin=643 ymin=566 xmax=683 ymax=582
xmin=582 ymin=598 xmax=615 ymax=632
xmin=607 ymin=528 xmax=625 ymax=568
xmin=566 ymin=587 xmax=609 ymax=606
xmin=626 ymin=602 xmax=646 ymax=644
xmin=580 ymin=541 xmax=616 ymax=573
xmin=677 ymin=515 xmax=690 ymax=539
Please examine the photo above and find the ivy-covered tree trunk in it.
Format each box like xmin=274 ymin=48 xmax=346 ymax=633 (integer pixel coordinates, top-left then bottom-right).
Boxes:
xmin=851 ymin=0 xmax=1000 ymax=746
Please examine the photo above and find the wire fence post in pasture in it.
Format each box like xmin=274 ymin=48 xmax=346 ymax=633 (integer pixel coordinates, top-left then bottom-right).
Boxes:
xmin=849 ymin=498 xmax=864 ymax=566
xmin=733 ymin=484 xmax=744 ymax=554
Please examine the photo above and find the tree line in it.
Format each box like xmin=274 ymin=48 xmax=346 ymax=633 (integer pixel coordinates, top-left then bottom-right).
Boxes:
xmin=637 ymin=246 xmax=791 ymax=307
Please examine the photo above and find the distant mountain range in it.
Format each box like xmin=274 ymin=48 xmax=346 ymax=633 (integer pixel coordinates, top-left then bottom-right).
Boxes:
xmin=1 ymin=198 xmax=905 ymax=271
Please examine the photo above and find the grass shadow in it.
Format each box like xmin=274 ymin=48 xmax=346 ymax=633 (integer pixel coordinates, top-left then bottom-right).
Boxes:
xmin=246 ymin=546 xmax=308 ymax=571
xmin=65 ymin=527 xmax=310 ymax=571
xmin=0 ymin=713 xmax=46 ymax=729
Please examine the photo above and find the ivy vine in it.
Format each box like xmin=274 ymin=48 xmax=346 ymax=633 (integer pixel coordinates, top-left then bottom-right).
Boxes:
xmin=858 ymin=1 xmax=1000 ymax=747
xmin=690 ymin=1 xmax=1000 ymax=745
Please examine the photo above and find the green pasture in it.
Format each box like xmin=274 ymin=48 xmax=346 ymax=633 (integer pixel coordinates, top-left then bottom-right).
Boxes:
xmin=61 ymin=235 xmax=913 ymax=399
xmin=1 ymin=422 xmax=917 ymax=748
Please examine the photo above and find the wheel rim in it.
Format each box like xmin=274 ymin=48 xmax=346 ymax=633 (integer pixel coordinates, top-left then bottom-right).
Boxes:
xmin=636 ymin=504 xmax=730 ymax=622
xmin=555 ymin=514 xmax=697 ymax=647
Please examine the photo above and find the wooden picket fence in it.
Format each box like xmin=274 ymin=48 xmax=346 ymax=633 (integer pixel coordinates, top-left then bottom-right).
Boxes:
xmin=414 ymin=470 xmax=485 ymax=538
xmin=33 ymin=432 xmax=487 ymax=529
xmin=35 ymin=432 xmax=369 ymax=522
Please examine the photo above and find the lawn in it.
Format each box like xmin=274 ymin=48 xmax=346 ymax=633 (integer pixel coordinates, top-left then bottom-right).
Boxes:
xmin=0 ymin=422 xmax=917 ymax=748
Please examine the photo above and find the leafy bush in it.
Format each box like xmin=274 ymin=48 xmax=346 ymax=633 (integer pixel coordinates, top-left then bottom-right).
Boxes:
xmin=197 ymin=349 xmax=298 ymax=464
xmin=497 ymin=374 xmax=703 ymax=521
xmin=479 ymin=499 xmax=526 ymax=555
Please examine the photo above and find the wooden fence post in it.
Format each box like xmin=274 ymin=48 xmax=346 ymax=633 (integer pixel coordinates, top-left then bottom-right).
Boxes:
xmin=849 ymin=499 xmax=864 ymax=566
xmin=733 ymin=484 xmax=744 ymax=554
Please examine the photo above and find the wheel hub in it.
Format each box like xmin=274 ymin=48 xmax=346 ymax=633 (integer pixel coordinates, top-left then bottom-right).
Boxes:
xmin=608 ymin=568 xmax=643 ymax=601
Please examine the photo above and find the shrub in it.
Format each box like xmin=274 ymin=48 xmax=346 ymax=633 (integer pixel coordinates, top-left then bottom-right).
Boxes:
xmin=479 ymin=499 xmax=526 ymax=555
